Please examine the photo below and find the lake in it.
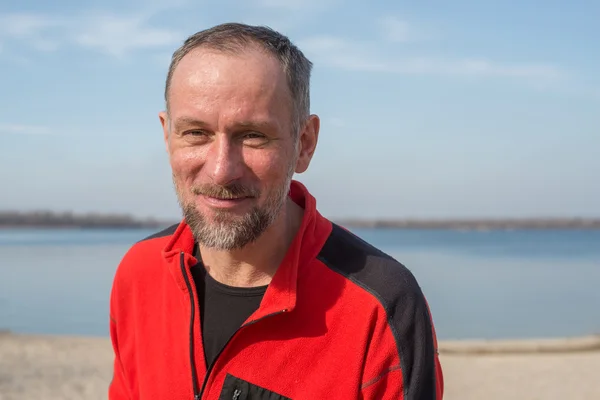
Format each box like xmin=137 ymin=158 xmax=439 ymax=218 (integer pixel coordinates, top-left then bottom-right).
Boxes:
xmin=0 ymin=227 xmax=599 ymax=340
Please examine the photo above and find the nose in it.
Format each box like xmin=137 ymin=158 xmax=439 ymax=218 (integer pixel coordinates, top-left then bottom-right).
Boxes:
xmin=204 ymin=135 xmax=244 ymax=185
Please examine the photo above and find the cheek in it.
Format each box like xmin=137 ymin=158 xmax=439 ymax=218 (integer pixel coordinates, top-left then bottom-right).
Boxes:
xmin=170 ymin=147 xmax=206 ymax=181
xmin=244 ymin=149 xmax=290 ymax=183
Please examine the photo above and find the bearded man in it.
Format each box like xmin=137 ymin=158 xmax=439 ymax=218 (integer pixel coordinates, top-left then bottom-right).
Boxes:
xmin=108 ymin=22 xmax=444 ymax=400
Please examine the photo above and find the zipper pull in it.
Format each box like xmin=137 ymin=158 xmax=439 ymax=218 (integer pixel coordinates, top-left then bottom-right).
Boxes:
xmin=232 ymin=389 xmax=242 ymax=400
xmin=194 ymin=395 xmax=201 ymax=400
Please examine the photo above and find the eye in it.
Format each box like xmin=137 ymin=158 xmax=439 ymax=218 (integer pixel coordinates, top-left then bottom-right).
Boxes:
xmin=180 ymin=129 xmax=211 ymax=144
xmin=244 ymin=132 xmax=264 ymax=139
xmin=186 ymin=130 xmax=208 ymax=136
xmin=241 ymin=131 xmax=270 ymax=146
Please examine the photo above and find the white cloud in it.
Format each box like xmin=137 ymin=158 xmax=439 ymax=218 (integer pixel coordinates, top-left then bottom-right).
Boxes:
xmin=0 ymin=10 xmax=181 ymax=58
xmin=0 ymin=13 xmax=61 ymax=37
xmin=0 ymin=124 xmax=52 ymax=135
xmin=299 ymin=36 xmax=565 ymax=81
xmin=379 ymin=16 xmax=412 ymax=43
xmin=73 ymin=12 xmax=181 ymax=57
xmin=0 ymin=13 xmax=64 ymax=53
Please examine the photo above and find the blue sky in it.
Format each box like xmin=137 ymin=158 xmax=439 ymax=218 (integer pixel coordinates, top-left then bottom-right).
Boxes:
xmin=1 ymin=0 xmax=598 ymax=220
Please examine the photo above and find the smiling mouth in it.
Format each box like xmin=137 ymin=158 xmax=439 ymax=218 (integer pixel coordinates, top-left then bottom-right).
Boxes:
xmin=205 ymin=195 xmax=250 ymax=200
xmin=199 ymin=194 xmax=252 ymax=207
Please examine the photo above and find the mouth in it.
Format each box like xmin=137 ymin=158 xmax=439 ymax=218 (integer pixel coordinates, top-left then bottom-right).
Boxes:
xmin=198 ymin=194 xmax=253 ymax=209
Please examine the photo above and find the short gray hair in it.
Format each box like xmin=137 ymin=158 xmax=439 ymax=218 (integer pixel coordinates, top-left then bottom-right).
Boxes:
xmin=165 ymin=22 xmax=313 ymax=136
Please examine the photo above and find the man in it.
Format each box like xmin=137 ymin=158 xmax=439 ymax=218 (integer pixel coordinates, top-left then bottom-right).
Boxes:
xmin=108 ymin=22 xmax=443 ymax=400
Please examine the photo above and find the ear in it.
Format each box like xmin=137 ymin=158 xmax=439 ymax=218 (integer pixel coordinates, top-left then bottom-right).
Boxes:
xmin=159 ymin=111 xmax=170 ymax=153
xmin=294 ymin=114 xmax=320 ymax=174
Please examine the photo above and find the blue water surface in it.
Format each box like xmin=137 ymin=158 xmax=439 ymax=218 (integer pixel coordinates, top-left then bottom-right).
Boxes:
xmin=0 ymin=227 xmax=598 ymax=340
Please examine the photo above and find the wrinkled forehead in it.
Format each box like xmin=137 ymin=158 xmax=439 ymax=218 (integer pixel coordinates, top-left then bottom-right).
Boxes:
xmin=168 ymin=46 xmax=292 ymax=110
xmin=166 ymin=47 xmax=296 ymax=135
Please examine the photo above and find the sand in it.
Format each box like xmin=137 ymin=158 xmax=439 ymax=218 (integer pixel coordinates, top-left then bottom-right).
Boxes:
xmin=1 ymin=332 xmax=599 ymax=400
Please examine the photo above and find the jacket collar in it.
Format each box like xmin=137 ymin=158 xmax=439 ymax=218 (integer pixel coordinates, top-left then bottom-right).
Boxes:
xmin=162 ymin=180 xmax=333 ymax=318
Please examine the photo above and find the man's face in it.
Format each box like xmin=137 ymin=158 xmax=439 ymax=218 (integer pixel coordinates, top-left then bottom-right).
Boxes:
xmin=160 ymin=47 xmax=301 ymax=250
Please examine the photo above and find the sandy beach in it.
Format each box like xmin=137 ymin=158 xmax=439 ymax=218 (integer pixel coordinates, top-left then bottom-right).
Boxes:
xmin=1 ymin=332 xmax=599 ymax=400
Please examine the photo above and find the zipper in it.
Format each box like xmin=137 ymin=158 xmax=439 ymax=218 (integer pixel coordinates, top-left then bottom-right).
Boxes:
xmin=180 ymin=251 xmax=288 ymax=399
xmin=196 ymin=309 xmax=286 ymax=398
xmin=179 ymin=252 xmax=201 ymax=400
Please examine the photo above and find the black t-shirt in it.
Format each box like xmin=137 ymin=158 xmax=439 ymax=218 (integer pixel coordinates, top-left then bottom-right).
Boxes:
xmin=191 ymin=246 xmax=267 ymax=368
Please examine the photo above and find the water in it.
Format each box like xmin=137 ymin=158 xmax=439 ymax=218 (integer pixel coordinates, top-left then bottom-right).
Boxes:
xmin=0 ymin=227 xmax=599 ymax=340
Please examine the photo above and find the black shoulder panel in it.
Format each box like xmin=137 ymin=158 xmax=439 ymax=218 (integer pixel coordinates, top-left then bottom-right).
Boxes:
xmin=138 ymin=222 xmax=179 ymax=243
xmin=317 ymin=223 xmax=437 ymax=399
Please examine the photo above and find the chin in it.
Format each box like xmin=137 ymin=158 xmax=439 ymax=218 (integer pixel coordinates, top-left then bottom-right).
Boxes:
xmin=199 ymin=203 xmax=250 ymax=221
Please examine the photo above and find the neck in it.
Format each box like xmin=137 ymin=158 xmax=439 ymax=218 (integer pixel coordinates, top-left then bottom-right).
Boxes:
xmin=198 ymin=198 xmax=304 ymax=287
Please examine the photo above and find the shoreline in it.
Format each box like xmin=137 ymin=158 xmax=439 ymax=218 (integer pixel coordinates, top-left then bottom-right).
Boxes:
xmin=439 ymin=333 xmax=600 ymax=354
xmin=2 ymin=332 xmax=599 ymax=400
xmin=3 ymin=330 xmax=600 ymax=354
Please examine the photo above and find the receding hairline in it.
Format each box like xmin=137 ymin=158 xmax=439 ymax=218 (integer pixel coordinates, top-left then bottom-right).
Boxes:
xmin=163 ymin=23 xmax=313 ymax=137
xmin=165 ymin=45 xmax=297 ymax=131
xmin=165 ymin=40 xmax=288 ymax=111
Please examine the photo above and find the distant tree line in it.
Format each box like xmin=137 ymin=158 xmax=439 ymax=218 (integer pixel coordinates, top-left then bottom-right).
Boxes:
xmin=336 ymin=217 xmax=600 ymax=230
xmin=1 ymin=210 xmax=599 ymax=230
xmin=0 ymin=211 xmax=173 ymax=229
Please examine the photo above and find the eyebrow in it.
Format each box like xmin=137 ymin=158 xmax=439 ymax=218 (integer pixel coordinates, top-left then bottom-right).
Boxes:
xmin=235 ymin=120 xmax=277 ymax=131
xmin=172 ymin=117 xmax=209 ymax=131
xmin=172 ymin=117 xmax=277 ymax=132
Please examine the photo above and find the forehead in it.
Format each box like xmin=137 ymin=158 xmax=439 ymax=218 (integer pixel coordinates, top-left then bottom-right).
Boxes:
xmin=168 ymin=47 xmax=292 ymax=125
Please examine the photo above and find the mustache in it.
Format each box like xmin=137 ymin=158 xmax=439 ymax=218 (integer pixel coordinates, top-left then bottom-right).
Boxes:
xmin=191 ymin=182 xmax=260 ymax=199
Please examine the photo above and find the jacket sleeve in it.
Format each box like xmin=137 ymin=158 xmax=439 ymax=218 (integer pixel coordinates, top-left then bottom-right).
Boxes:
xmin=360 ymin=296 xmax=444 ymax=400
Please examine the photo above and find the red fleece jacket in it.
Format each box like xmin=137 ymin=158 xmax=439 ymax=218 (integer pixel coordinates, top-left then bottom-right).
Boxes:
xmin=108 ymin=180 xmax=444 ymax=399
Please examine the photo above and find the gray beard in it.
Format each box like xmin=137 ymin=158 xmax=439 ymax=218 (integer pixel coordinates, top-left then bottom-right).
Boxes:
xmin=175 ymin=171 xmax=294 ymax=251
